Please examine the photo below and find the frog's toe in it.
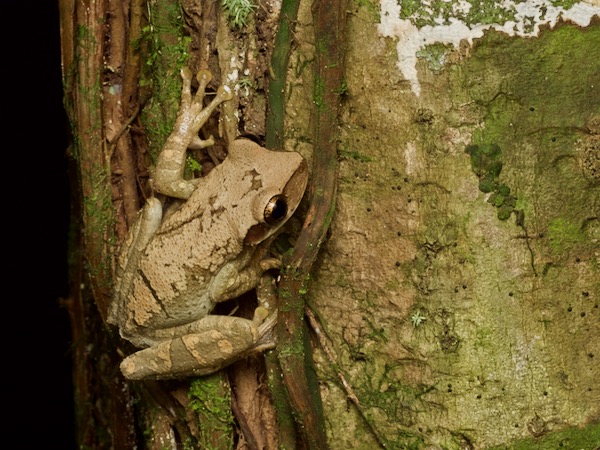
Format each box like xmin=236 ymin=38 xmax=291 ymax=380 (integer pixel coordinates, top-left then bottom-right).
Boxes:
xmin=195 ymin=69 xmax=212 ymax=86
xmin=252 ymin=306 xmax=270 ymax=324
xmin=256 ymin=309 xmax=277 ymax=336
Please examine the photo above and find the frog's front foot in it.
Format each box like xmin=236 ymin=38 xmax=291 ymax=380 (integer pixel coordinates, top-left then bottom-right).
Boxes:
xmin=120 ymin=308 xmax=276 ymax=380
xmin=151 ymin=67 xmax=233 ymax=200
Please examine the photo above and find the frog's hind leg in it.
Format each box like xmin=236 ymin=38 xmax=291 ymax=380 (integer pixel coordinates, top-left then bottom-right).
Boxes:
xmin=109 ymin=198 xmax=163 ymax=324
xmin=119 ymin=311 xmax=274 ymax=380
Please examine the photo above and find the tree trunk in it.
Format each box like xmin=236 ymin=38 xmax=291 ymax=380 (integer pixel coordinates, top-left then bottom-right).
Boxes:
xmin=61 ymin=0 xmax=600 ymax=448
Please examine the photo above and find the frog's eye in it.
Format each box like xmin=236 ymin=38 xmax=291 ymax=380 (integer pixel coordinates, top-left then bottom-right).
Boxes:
xmin=264 ymin=194 xmax=288 ymax=225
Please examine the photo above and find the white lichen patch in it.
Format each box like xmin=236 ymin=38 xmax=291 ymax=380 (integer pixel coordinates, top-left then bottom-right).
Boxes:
xmin=378 ymin=0 xmax=600 ymax=96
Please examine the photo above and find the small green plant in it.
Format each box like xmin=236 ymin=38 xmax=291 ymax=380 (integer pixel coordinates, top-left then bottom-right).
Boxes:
xmin=222 ymin=0 xmax=257 ymax=28
xmin=237 ymin=76 xmax=255 ymax=91
xmin=411 ymin=310 xmax=427 ymax=327
xmin=186 ymin=155 xmax=202 ymax=174
xmin=334 ymin=79 xmax=349 ymax=95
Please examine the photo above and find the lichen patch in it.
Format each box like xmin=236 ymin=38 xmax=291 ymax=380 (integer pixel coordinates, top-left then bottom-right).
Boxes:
xmin=378 ymin=0 xmax=600 ymax=95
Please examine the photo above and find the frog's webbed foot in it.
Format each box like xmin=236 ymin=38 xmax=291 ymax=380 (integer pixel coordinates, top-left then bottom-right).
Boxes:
xmin=152 ymin=68 xmax=234 ymax=200
xmin=247 ymin=273 xmax=278 ymax=351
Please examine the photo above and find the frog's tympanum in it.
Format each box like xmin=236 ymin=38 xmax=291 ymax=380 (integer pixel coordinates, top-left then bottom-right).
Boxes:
xmin=108 ymin=68 xmax=308 ymax=380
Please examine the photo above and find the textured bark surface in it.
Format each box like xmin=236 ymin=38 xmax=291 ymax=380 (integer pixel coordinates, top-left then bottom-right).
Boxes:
xmin=282 ymin=2 xmax=600 ymax=448
xmin=61 ymin=0 xmax=330 ymax=447
xmin=62 ymin=0 xmax=599 ymax=448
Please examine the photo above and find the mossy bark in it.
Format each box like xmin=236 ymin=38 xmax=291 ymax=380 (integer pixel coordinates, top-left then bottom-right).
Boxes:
xmin=61 ymin=0 xmax=599 ymax=448
xmin=280 ymin=3 xmax=599 ymax=448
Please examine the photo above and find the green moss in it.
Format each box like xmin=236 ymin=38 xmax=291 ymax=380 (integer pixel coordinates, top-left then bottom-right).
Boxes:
xmin=488 ymin=192 xmax=505 ymax=207
xmin=313 ymin=75 xmax=326 ymax=111
xmin=474 ymin=327 xmax=494 ymax=349
xmin=339 ymin=148 xmax=374 ymax=162
xmin=354 ymin=0 xmax=380 ymax=21
xmin=547 ymin=217 xmax=584 ymax=252
xmin=188 ymin=375 xmax=234 ymax=449
xmin=465 ymin=142 xmax=517 ymax=221
xmin=140 ymin=0 xmax=191 ymax=161
xmin=277 ymin=337 xmax=305 ymax=361
xmin=496 ymin=184 xmax=510 ymax=197
xmin=265 ymin=0 xmax=301 ymax=150
xmin=548 ymin=0 xmax=578 ymax=9
xmin=186 ymin=155 xmax=203 ymax=175
xmin=478 ymin=175 xmax=498 ymax=193
xmin=466 ymin=143 xmax=502 ymax=176
xmin=463 ymin=0 xmax=517 ymax=26
xmin=497 ymin=204 xmax=513 ymax=221
xmin=488 ymin=421 xmax=600 ymax=449
xmin=399 ymin=0 xmax=517 ymax=28
xmin=335 ymin=79 xmax=349 ymax=95
xmin=355 ymin=373 xmax=427 ymax=447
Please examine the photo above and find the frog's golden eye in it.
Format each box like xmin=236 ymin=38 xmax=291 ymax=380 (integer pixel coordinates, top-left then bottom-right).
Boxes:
xmin=264 ymin=194 xmax=288 ymax=225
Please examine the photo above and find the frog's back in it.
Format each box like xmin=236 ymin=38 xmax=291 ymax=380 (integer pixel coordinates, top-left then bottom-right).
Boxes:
xmin=131 ymin=208 xmax=243 ymax=321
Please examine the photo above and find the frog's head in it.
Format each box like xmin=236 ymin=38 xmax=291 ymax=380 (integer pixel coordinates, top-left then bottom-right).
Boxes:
xmin=226 ymin=139 xmax=308 ymax=245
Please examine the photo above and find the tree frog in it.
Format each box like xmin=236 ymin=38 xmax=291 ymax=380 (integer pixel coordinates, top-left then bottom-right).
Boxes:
xmin=108 ymin=68 xmax=308 ymax=380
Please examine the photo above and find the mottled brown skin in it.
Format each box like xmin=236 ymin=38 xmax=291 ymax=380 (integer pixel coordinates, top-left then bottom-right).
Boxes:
xmin=108 ymin=68 xmax=308 ymax=380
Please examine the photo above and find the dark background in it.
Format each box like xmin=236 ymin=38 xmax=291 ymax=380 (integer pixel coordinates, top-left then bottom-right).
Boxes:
xmin=7 ymin=3 xmax=76 ymax=448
